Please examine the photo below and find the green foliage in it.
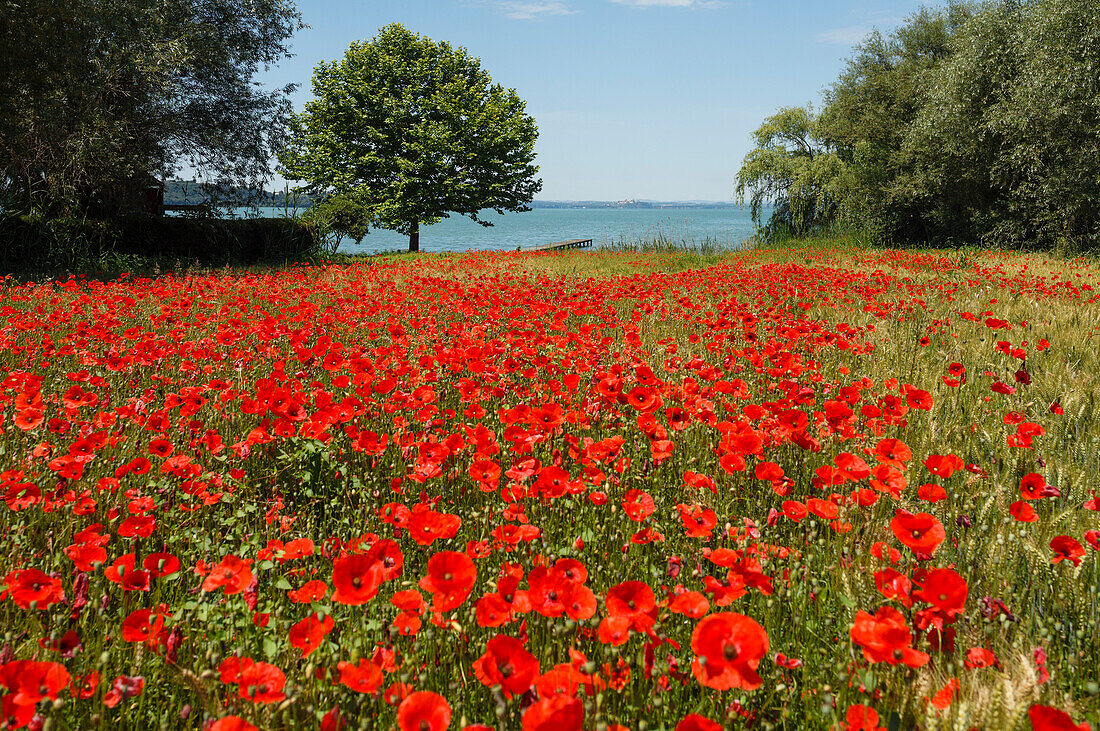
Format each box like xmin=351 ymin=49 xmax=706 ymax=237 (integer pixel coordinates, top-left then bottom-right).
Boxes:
xmin=0 ymin=0 xmax=303 ymax=218
xmin=816 ymin=3 xmax=975 ymax=244
xmin=301 ymin=190 xmax=374 ymax=248
xmin=278 ymin=23 xmax=542 ymax=252
xmin=743 ymin=0 xmax=1100 ymax=250
xmin=735 ymin=106 xmax=847 ymax=239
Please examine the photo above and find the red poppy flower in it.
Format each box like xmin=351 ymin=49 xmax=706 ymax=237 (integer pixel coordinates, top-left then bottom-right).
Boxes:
xmin=396 ymin=691 xmax=451 ymax=731
xmin=407 ymin=507 xmax=462 ymax=547
xmin=202 ymin=555 xmax=254 ymax=595
xmin=287 ymin=579 xmax=328 ymax=604
xmin=626 ymin=385 xmax=662 ymax=412
xmin=754 ymin=461 xmax=784 ymax=481
xmin=209 ymin=719 xmax=258 ymax=731
xmin=912 ymin=568 xmax=967 ymax=618
xmin=0 ymin=660 xmax=70 ymax=705
xmin=337 ymin=658 xmax=384 ymax=694
xmin=622 ymin=489 xmax=655 ymax=521
xmin=13 ymin=409 xmax=44 ymax=431
xmin=782 ymin=500 xmax=808 ymax=522
xmin=1028 ymin=704 xmax=1091 ymax=731
xmin=676 ymin=714 xmax=722 ymax=731
xmin=916 ymin=483 xmax=947 ymax=503
xmin=807 ymin=497 xmax=839 ymax=520
xmin=142 ymin=552 xmax=181 ymax=578
xmin=1019 ymin=473 xmax=1055 ymax=500
xmin=121 ymin=607 xmax=168 ymax=647
xmin=964 ymin=647 xmax=1000 ymax=669
xmin=690 ymin=612 xmax=769 ymax=690
xmin=870 ymin=464 xmax=906 ymax=497
xmin=469 ymin=459 xmax=501 ymax=488
xmin=669 ymin=591 xmax=710 ymax=618
xmin=597 ymin=615 xmax=632 ymax=646
xmin=68 ymin=670 xmax=99 ymax=700
xmin=682 ymin=471 xmax=716 ymax=493
xmin=604 ymin=580 xmax=656 ymax=632
xmin=105 ymin=554 xmax=151 ymax=592
xmin=472 ymin=635 xmax=540 ymax=697
xmin=331 ymin=554 xmax=384 ymax=605
xmin=923 ymin=454 xmax=963 ymax=479
xmin=225 ymin=659 xmax=286 ymax=704
xmin=1010 ymin=500 xmax=1038 ymax=522
xmin=875 ymin=438 xmax=912 ymax=466
xmin=849 ymin=606 xmax=929 ymax=667
xmin=871 ymin=542 xmax=901 ymax=564
xmin=521 ymin=694 xmax=585 ymax=731
xmin=288 ymin=613 xmax=334 ymax=658
xmin=703 ymin=572 xmax=748 ymax=607
xmin=148 ymin=438 xmax=173 ymax=457
xmin=5 ymin=569 xmax=65 ymax=610
xmin=383 ymin=682 xmax=413 ymax=706
xmin=418 ymin=551 xmax=476 ymax=613
xmin=930 ymin=677 xmax=960 ymax=709
xmin=836 ymin=452 xmax=871 ymax=480
xmin=890 ymin=510 xmax=945 ymax=559
xmin=103 ymin=674 xmax=144 ymax=708
xmin=391 ymin=589 xmax=425 ymax=613
xmin=280 ymin=538 xmax=316 ymax=561
xmin=874 ymin=568 xmax=913 ymax=608
xmin=365 ymin=539 xmax=404 ymax=581
xmin=843 ymin=704 xmax=886 ymax=731
xmin=905 ymin=387 xmax=932 ymax=411
xmin=118 ymin=514 xmax=157 ymax=538
xmin=1050 ymin=536 xmax=1085 ymax=566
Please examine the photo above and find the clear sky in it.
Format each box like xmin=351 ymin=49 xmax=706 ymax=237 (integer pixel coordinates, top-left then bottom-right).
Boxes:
xmin=261 ymin=0 xmax=926 ymax=201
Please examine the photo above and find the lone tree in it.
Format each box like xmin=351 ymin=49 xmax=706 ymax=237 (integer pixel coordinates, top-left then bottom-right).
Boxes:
xmin=0 ymin=0 xmax=304 ymax=217
xmin=279 ymin=24 xmax=542 ymax=252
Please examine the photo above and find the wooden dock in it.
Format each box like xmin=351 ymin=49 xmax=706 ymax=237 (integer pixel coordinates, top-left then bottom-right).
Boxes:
xmin=520 ymin=238 xmax=593 ymax=252
xmin=162 ymin=203 xmax=211 ymax=216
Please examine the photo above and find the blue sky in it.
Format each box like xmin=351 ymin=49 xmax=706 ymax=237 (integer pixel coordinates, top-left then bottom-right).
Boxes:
xmin=262 ymin=0 xmax=925 ymax=201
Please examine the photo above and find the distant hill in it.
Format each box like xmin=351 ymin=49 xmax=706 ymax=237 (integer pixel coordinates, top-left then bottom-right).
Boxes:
xmin=529 ymin=199 xmax=740 ymax=210
xmin=164 ymin=180 xmax=738 ymax=211
xmin=164 ymin=180 xmax=313 ymax=208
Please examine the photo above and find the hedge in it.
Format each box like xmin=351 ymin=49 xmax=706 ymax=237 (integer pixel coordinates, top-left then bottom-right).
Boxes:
xmin=0 ymin=214 xmax=322 ymax=270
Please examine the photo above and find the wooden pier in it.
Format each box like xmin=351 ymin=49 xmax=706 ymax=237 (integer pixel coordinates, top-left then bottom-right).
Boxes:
xmin=519 ymin=238 xmax=593 ymax=252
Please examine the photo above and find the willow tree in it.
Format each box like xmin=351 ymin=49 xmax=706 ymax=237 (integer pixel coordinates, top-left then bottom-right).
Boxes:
xmin=735 ymin=106 xmax=847 ymax=239
xmin=278 ymin=24 xmax=542 ymax=252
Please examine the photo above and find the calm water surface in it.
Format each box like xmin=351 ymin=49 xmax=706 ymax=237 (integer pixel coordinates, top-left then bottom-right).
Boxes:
xmin=246 ymin=206 xmax=762 ymax=254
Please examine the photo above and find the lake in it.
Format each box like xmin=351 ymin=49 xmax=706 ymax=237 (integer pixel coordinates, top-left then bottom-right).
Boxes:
xmin=242 ymin=206 xmax=762 ymax=253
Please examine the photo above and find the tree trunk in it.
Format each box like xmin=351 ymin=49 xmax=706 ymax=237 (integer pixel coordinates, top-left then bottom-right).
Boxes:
xmin=408 ymin=222 xmax=419 ymax=252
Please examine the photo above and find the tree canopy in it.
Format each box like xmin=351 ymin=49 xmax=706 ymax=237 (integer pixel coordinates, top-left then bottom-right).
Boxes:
xmin=0 ymin=0 xmax=303 ymax=218
xmin=738 ymin=0 xmax=1100 ymax=251
xmin=278 ymin=24 xmax=542 ymax=251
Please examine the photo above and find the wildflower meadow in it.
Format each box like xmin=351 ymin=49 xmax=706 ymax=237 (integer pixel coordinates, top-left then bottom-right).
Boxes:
xmin=1 ymin=244 xmax=1098 ymax=731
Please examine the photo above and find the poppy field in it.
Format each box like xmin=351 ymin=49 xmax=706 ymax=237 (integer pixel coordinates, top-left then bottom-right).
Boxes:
xmin=1 ymin=244 xmax=1098 ymax=731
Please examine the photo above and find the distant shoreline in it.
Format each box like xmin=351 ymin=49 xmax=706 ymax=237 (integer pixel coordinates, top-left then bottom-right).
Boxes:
xmin=163 ymin=180 xmax=745 ymax=211
xmin=529 ymin=201 xmax=744 ymax=210
xmin=219 ymin=202 xmax=749 ymax=212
